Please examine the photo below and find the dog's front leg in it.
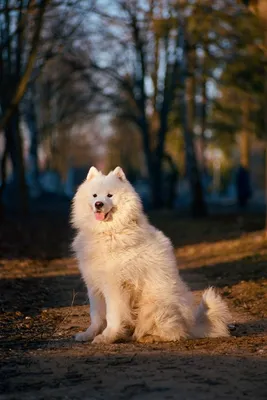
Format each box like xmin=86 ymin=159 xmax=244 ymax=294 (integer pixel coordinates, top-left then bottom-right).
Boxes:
xmin=75 ymin=288 xmax=106 ymax=342
xmin=92 ymin=284 xmax=128 ymax=344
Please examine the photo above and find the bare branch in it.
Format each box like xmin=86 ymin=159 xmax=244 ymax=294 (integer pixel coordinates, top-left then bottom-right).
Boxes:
xmin=0 ymin=0 xmax=50 ymax=131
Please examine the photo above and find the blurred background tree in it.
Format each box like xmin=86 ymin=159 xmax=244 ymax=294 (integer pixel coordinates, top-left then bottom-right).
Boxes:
xmin=0 ymin=0 xmax=266 ymax=221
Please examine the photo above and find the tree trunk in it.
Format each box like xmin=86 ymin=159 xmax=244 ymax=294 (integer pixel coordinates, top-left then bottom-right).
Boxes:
xmin=151 ymin=31 xmax=180 ymax=209
xmin=152 ymin=106 xmax=170 ymax=209
xmin=240 ymin=98 xmax=250 ymax=168
xmin=264 ymin=29 xmax=267 ymax=234
xmin=26 ymin=96 xmax=42 ymax=197
xmin=240 ymin=129 xmax=250 ymax=169
xmin=163 ymin=153 xmax=179 ymax=209
xmin=6 ymin=110 xmax=28 ymax=214
xmin=199 ymin=68 xmax=207 ymax=170
xmin=253 ymin=0 xmax=267 ymax=234
xmin=180 ymin=29 xmax=207 ymax=217
xmin=243 ymin=0 xmax=267 ymax=233
xmin=138 ymin=115 xmax=155 ymax=201
xmin=0 ymin=141 xmax=8 ymax=218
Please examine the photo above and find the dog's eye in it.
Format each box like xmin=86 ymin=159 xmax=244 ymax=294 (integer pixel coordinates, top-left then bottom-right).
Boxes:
xmin=107 ymin=194 xmax=113 ymax=198
xmin=93 ymin=194 xmax=97 ymax=198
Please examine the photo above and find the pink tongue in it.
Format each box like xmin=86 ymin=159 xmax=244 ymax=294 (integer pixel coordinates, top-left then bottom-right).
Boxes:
xmin=95 ymin=212 xmax=105 ymax=221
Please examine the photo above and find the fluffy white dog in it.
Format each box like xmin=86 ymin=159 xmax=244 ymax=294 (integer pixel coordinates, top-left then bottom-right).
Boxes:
xmin=71 ymin=166 xmax=230 ymax=344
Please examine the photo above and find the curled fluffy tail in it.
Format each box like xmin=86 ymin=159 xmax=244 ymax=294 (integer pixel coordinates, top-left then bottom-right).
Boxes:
xmin=191 ymin=287 xmax=230 ymax=338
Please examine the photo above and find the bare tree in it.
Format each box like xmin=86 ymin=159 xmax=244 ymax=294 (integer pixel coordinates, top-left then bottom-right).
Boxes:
xmin=0 ymin=0 xmax=96 ymax=211
xmin=0 ymin=0 xmax=50 ymax=130
xmin=88 ymin=1 xmax=185 ymax=208
xmin=0 ymin=0 xmax=50 ymax=213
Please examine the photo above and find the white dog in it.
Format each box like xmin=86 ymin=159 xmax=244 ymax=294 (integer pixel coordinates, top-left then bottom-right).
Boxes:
xmin=71 ymin=166 xmax=230 ymax=344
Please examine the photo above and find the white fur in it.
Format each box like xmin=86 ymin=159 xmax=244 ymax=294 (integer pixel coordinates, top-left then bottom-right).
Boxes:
xmin=71 ymin=167 xmax=231 ymax=344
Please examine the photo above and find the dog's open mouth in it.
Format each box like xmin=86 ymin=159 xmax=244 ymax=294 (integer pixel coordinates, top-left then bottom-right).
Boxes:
xmin=94 ymin=210 xmax=111 ymax=221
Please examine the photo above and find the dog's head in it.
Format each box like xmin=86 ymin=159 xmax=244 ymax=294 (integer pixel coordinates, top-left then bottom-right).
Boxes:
xmin=71 ymin=166 xmax=143 ymax=232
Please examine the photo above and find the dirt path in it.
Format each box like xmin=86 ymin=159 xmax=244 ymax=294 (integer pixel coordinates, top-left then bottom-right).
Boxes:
xmin=1 ymin=215 xmax=267 ymax=399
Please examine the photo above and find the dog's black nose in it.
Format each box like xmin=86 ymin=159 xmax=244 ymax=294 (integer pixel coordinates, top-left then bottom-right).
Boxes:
xmin=95 ymin=201 xmax=104 ymax=210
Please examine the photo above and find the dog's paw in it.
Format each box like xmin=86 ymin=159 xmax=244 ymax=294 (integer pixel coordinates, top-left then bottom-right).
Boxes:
xmin=74 ymin=331 xmax=93 ymax=342
xmin=137 ymin=334 xmax=163 ymax=343
xmin=92 ymin=333 xmax=115 ymax=344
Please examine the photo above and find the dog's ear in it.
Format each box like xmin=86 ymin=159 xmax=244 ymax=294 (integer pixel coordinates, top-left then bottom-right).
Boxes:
xmin=86 ymin=166 xmax=99 ymax=181
xmin=113 ymin=166 xmax=126 ymax=181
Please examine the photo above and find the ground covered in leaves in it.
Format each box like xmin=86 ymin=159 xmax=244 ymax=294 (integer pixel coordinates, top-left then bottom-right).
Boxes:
xmin=0 ymin=211 xmax=266 ymax=399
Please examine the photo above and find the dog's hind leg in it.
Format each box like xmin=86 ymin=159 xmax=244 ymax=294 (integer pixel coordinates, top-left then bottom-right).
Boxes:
xmin=134 ymin=300 xmax=190 ymax=343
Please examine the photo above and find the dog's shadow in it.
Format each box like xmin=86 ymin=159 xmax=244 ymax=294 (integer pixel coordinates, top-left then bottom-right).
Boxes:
xmin=229 ymin=319 xmax=267 ymax=337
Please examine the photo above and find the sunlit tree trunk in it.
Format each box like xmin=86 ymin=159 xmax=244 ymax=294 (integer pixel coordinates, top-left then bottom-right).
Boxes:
xmin=240 ymin=98 xmax=250 ymax=169
xmin=199 ymin=54 xmax=207 ymax=171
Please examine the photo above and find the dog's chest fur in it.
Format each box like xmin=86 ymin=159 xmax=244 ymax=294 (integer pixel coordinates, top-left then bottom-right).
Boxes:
xmin=74 ymin=225 xmax=146 ymax=282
